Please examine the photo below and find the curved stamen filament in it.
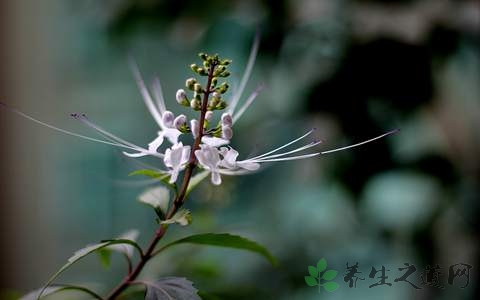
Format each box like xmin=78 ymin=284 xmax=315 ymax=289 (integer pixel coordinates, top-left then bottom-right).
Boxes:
xmin=73 ymin=114 xmax=145 ymax=150
xmin=320 ymin=129 xmax=399 ymax=155
xmin=129 ymin=60 xmax=164 ymax=128
xmin=0 ymin=102 xmax=145 ymax=151
xmin=259 ymin=140 xmax=322 ymax=160
xmin=232 ymin=83 xmax=264 ymax=124
xmin=248 ymin=128 xmax=316 ymax=160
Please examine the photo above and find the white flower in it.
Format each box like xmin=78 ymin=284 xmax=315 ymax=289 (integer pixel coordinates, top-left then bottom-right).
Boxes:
xmin=194 ymin=145 xmax=222 ymax=185
xmin=164 ymin=142 xmax=191 ymax=183
xmin=121 ymin=63 xmax=182 ymax=157
xmin=195 ymin=128 xmax=398 ymax=185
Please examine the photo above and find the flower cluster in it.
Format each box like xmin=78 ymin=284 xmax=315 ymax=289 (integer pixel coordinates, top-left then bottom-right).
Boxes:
xmin=2 ymin=34 xmax=397 ymax=187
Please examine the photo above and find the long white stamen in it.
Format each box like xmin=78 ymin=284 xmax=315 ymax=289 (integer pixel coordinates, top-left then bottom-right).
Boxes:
xmin=260 ymin=140 xmax=322 ymax=160
xmin=229 ymin=31 xmax=261 ymax=115
xmin=0 ymin=102 xmax=143 ymax=151
xmin=232 ymin=84 xmax=264 ymax=124
xmin=217 ymin=169 xmax=255 ymax=175
xmin=129 ymin=60 xmax=164 ymax=128
xmin=72 ymin=114 xmax=164 ymax=158
xmin=246 ymin=152 xmax=320 ymax=163
xmin=249 ymin=129 xmax=316 ymax=160
xmin=320 ymin=129 xmax=400 ymax=155
xmin=152 ymin=77 xmax=166 ymax=115
xmin=73 ymin=114 xmax=143 ymax=149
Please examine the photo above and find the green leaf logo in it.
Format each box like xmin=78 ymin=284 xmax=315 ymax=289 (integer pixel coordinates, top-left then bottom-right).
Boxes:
xmin=304 ymin=258 xmax=339 ymax=293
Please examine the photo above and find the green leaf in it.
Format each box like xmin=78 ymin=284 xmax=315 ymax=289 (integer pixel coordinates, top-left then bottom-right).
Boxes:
xmin=21 ymin=285 xmax=103 ymax=300
xmin=317 ymin=258 xmax=327 ymax=273
xmin=323 ymin=281 xmax=339 ymax=292
xmin=36 ymin=239 xmax=142 ymax=299
xmin=97 ymin=230 xmax=140 ymax=268
xmin=97 ymin=248 xmax=111 ymax=268
xmin=304 ymin=276 xmax=318 ymax=287
xmin=129 ymin=169 xmax=167 ymax=179
xmin=143 ymin=277 xmax=201 ymax=300
xmin=322 ymin=270 xmax=338 ymax=281
xmin=308 ymin=266 xmax=319 ymax=278
xmin=186 ymin=170 xmax=210 ymax=196
xmin=158 ymin=233 xmax=277 ymax=266
xmin=161 ymin=209 xmax=192 ymax=226
xmin=138 ymin=186 xmax=170 ymax=215
xmin=129 ymin=169 xmax=177 ymax=192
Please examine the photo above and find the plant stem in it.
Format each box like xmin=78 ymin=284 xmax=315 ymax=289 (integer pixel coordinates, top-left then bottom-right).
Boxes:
xmin=105 ymin=64 xmax=216 ymax=300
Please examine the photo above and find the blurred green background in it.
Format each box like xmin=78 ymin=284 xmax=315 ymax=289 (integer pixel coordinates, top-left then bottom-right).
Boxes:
xmin=0 ymin=0 xmax=479 ymax=299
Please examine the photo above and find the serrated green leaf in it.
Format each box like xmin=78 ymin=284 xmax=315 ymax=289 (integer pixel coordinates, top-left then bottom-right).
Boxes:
xmin=322 ymin=270 xmax=338 ymax=280
xmin=304 ymin=276 xmax=318 ymax=287
xmin=138 ymin=186 xmax=170 ymax=215
xmin=143 ymin=277 xmax=201 ymax=300
xmin=36 ymin=239 xmax=142 ymax=299
xmin=323 ymin=281 xmax=339 ymax=292
xmin=157 ymin=233 xmax=277 ymax=266
xmin=161 ymin=209 xmax=192 ymax=226
xmin=317 ymin=258 xmax=327 ymax=273
xmin=186 ymin=170 xmax=209 ymax=196
xmin=308 ymin=266 xmax=319 ymax=278
xmin=21 ymin=285 xmax=103 ymax=300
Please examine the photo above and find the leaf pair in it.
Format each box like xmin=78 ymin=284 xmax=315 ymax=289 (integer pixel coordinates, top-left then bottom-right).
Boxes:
xmin=24 ymin=233 xmax=276 ymax=299
xmin=304 ymin=258 xmax=339 ymax=292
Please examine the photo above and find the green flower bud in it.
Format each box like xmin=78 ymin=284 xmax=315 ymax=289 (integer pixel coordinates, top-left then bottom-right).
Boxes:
xmin=216 ymin=82 xmax=229 ymax=94
xmin=190 ymin=99 xmax=201 ymax=111
xmin=190 ymin=63 xmax=199 ymax=73
xmin=218 ymin=71 xmax=230 ymax=78
xmin=216 ymin=100 xmax=227 ymax=110
xmin=194 ymin=83 xmax=203 ymax=93
xmin=186 ymin=78 xmax=197 ymax=90
xmin=220 ymin=59 xmax=232 ymax=66
xmin=199 ymin=68 xmax=208 ymax=76
xmin=194 ymin=92 xmax=202 ymax=102
xmin=210 ymin=77 xmax=218 ymax=88
xmin=213 ymin=66 xmax=226 ymax=77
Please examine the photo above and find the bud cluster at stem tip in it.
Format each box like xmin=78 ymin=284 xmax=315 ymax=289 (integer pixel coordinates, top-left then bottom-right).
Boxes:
xmin=174 ymin=52 xmax=233 ymax=138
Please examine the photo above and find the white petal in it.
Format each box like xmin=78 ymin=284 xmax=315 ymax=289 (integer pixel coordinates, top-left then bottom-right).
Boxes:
xmin=237 ymin=161 xmax=261 ymax=170
xmin=122 ymin=151 xmax=151 ymax=158
xmin=211 ymin=171 xmax=222 ymax=185
xmin=169 ymin=168 xmax=180 ymax=183
xmin=191 ymin=119 xmax=200 ymax=138
xmin=201 ymin=136 xmax=230 ymax=147
xmin=163 ymin=127 xmax=182 ymax=144
xmin=147 ymin=133 xmax=165 ymax=152
xmin=162 ymin=111 xmax=175 ymax=128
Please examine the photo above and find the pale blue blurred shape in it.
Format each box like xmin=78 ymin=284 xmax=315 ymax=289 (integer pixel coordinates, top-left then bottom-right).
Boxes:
xmin=361 ymin=171 xmax=441 ymax=231
xmin=274 ymin=181 xmax=356 ymax=240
